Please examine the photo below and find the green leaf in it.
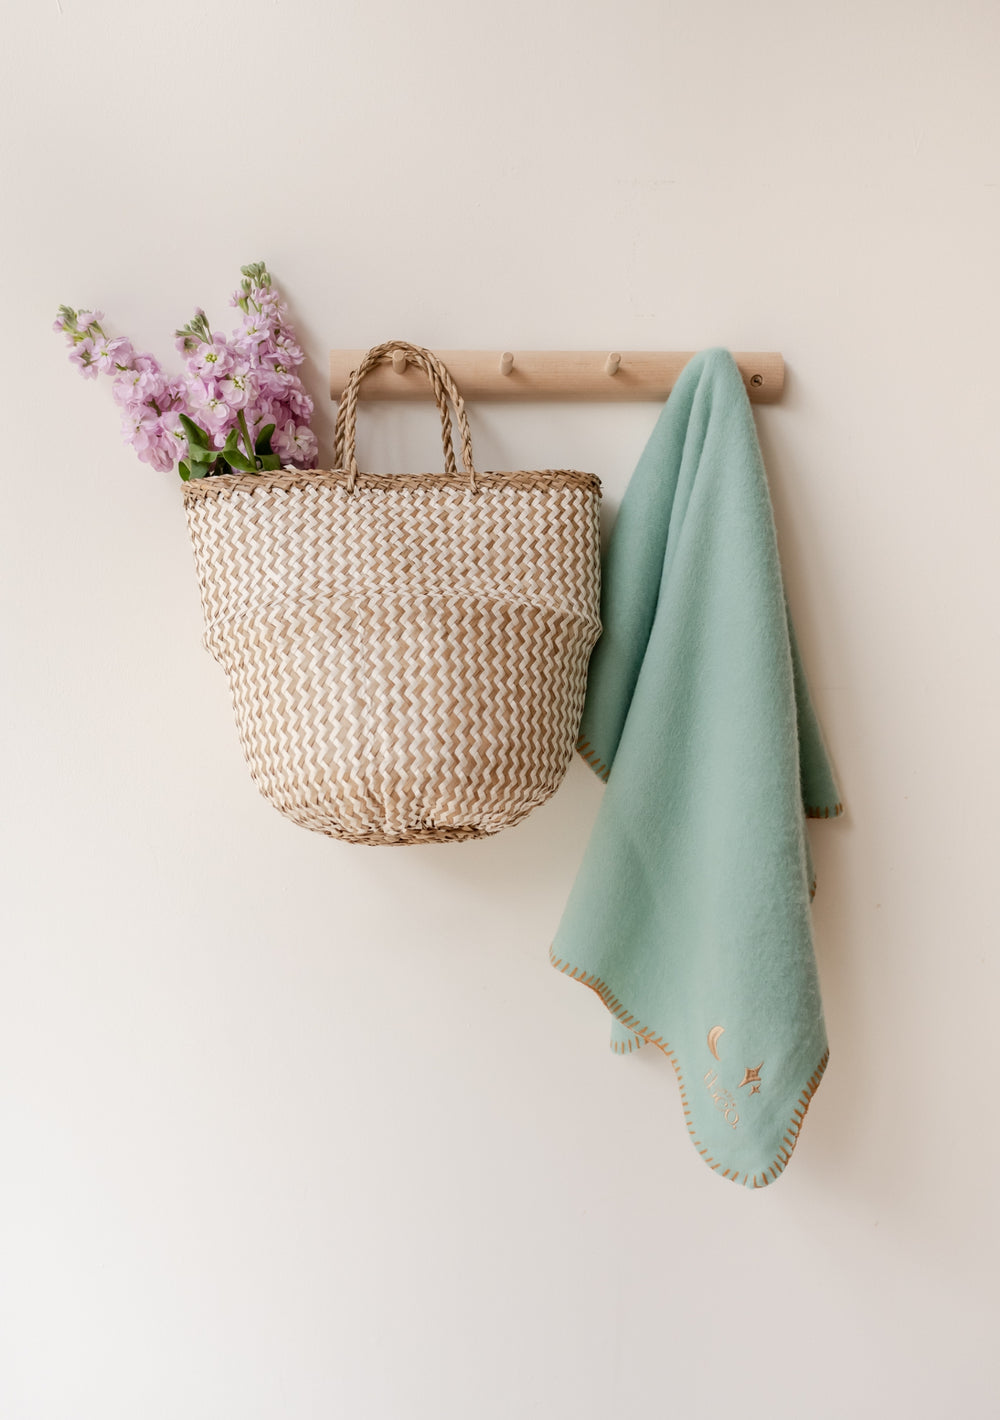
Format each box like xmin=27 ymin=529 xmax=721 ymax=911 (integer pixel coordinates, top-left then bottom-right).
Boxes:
xmin=178 ymin=460 xmax=191 ymax=482
xmin=255 ymin=423 xmax=276 ymax=456
xmin=257 ymin=453 xmax=281 ymax=471
xmin=186 ymin=448 xmax=218 ymax=479
xmin=220 ymin=448 xmax=257 ymax=473
xmin=179 ymin=414 xmax=214 ymax=450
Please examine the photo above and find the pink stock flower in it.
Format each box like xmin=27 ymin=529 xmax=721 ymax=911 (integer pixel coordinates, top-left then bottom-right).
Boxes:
xmin=158 ymin=411 xmax=188 ymax=460
xmin=273 ymin=332 xmax=304 ymax=365
xmin=240 ymin=309 xmax=275 ymax=346
xmin=122 ymin=407 xmax=173 ymax=471
xmin=188 ymin=335 xmax=234 ymax=378
xmin=256 ymin=367 xmax=295 ymax=399
xmin=143 ymin=439 xmax=177 ymax=473
xmin=69 ymin=337 xmax=98 ymax=379
xmin=92 ymin=333 xmax=134 ymax=374
xmin=159 ymin=378 xmax=187 ymax=411
xmin=203 ymin=397 xmax=234 ymax=428
xmin=194 ymin=383 xmax=235 ymax=432
xmin=259 ymin=370 xmax=313 ymax=420
xmin=246 ymin=286 xmax=281 ymax=319
xmin=112 ymin=364 xmax=167 ymax=407
xmin=287 ymin=386 xmax=313 ymax=420
xmin=218 ymin=367 xmax=256 ymax=411
xmin=272 ymin=418 xmax=318 ymax=467
xmin=244 ymin=400 xmax=275 ymax=435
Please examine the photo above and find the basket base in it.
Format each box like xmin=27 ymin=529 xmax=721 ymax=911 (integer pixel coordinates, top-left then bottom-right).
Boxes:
xmin=322 ymin=823 xmax=494 ymax=846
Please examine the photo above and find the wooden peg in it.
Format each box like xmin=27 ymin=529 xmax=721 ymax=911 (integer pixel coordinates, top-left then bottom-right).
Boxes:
xmin=605 ymin=352 xmax=622 ymax=376
xmin=391 ymin=350 xmax=408 ymax=375
xmin=499 ymin=351 xmax=515 ymax=376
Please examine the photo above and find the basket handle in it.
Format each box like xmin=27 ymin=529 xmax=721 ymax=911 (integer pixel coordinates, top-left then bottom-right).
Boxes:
xmin=334 ymin=343 xmax=459 ymax=484
xmin=334 ymin=340 xmax=479 ymax=493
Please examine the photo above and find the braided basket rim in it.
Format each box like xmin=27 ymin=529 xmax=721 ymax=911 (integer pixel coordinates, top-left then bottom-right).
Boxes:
xmin=182 ymin=468 xmax=602 ymax=502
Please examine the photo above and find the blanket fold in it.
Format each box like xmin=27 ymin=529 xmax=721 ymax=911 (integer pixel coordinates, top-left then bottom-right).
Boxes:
xmin=552 ymin=348 xmax=842 ymax=1189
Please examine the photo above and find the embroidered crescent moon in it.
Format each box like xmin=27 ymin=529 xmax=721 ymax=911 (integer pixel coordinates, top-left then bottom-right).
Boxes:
xmin=707 ymin=1025 xmax=725 ymax=1060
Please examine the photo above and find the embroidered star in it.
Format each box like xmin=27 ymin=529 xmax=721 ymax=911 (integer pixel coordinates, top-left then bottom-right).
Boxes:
xmin=739 ymin=1063 xmax=764 ymax=1090
xmin=750 ymin=1083 xmax=761 ymax=1095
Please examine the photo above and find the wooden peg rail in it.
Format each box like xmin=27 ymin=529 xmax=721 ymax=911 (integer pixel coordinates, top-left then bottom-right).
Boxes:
xmin=329 ymin=350 xmax=784 ymax=404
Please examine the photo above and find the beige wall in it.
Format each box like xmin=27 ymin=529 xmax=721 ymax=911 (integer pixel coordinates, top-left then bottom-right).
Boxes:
xmin=3 ymin=1 xmax=998 ymax=1415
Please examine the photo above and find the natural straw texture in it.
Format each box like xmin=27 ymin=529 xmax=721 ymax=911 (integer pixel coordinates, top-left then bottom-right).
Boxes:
xmin=183 ymin=341 xmax=602 ymax=844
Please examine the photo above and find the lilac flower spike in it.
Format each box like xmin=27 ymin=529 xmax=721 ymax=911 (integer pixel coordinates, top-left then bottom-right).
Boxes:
xmin=55 ymin=263 xmax=316 ymax=479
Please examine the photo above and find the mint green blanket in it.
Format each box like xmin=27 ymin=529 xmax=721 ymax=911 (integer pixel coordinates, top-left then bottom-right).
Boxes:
xmin=551 ymin=349 xmax=842 ymax=1189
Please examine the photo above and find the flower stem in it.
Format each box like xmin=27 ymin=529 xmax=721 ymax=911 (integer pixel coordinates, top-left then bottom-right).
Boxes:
xmin=238 ymin=410 xmax=257 ymax=469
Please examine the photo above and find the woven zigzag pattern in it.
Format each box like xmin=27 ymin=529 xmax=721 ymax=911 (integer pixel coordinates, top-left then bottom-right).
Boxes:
xmin=184 ymin=471 xmax=602 ymax=844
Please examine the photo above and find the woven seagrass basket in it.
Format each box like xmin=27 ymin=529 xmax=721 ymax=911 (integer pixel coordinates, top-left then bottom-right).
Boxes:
xmin=183 ymin=340 xmax=602 ymax=844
